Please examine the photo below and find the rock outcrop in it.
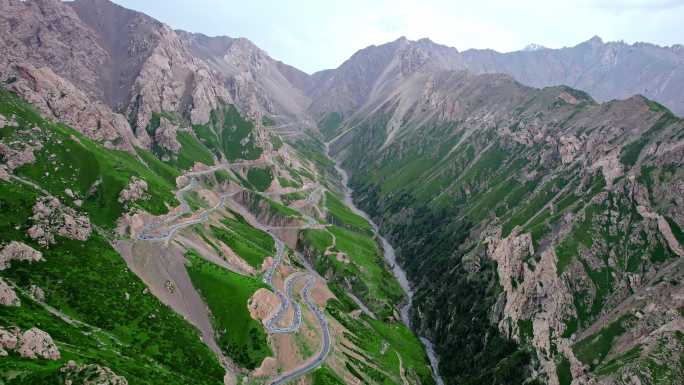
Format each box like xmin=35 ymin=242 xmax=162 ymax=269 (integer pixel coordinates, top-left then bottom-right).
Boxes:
xmin=29 ymin=285 xmax=46 ymax=302
xmin=0 ymin=327 xmax=19 ymax=356
xmin=0 ymin=241 xmax=44 ymax=270
xmin=28 ymin=196 xmax=92 ymax=246
xmin=125 ymin=25 xmax=234 ymax=139
xmin=118 ymin=177 xmax=149 ymax=204
xmin=0 ymin=325 xmax=61 ymax=360
xmin=153 ymin=117 xmax=182 ymax=153
xmin=487 ymin=227 xmax=579 ymax=384
xmin=115 ymin=211 xmax=146 ymax=238
xmin=60 ymin=360 xmax=128 ymax=385
xmin=6 ymin=64 xmax=136 ymax=150
xmin=0 ymin=165 xmax=10 ymax=182
xmin=559 ymin=135 xmax=581 ymax=165
xmin=252 ymin=357 xmax=277 ymax=378
xmin=0 ymin=135 xmax=40 ymax=173
xmin=0 ymin=278 xmax=20 ymax=307
xmin=0 ymin=113 xmax=18 ymax=128
xmin=248 ymin=288 xmax=279 ymax=324
xmin=17 ymin=327 xmax=61 ymax=360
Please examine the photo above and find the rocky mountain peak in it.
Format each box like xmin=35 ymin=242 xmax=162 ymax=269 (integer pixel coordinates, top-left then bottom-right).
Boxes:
xmin=308 ymin=33 xmax=684 ymax=122
xmin=224 ymin=37 xmax=271 ymax=72
xmin=306 ymin=36 xmax=464 ymax=118
xmin=179 ymin=31 xmax=312 ymax=127
xmin=1 ymin=0 xmax=317 ymax=151
xmin=587 ymin=35 xmax=604 ymax=45
xmin=67 ymin=0 xmax=165 ymax=108
xmin=416 ymin=37 xmax=436 ymax=44
xmin=523 ymin=43 xmax=547 ymax=51
xmin=394 ymin=36 xmax=409 ymax=44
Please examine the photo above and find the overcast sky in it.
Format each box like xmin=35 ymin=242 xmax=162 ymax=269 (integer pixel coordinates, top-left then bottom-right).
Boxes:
xmin=111 ymin=0 xmax=684 ymax=74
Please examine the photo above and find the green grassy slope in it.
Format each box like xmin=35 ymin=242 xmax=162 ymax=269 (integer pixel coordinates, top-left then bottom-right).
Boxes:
xmin=326 ymin=294 xmax=435 ymax=385
xmin=193 ymin=105 xmax=263 ymax=162
xmin=298 ymin=223 xmax=403 ymax=321
xmin=0 ymin=183 xmax=224 ymax=385
xmin=210 ymin=212 xmax=276 ymax=269
xmin=0 ymin=88 xmax=230 ymax=384
xmin=0 ymin=91 xmax=179 ymax=228
xmin=186 ymin=251 xmax=271 ymax=369
xmin=328 ymin=226 xmax=403 ymax=317
xmin=247 ymin=167 xmax=273 ymax=192
xmin=324 ymin=192 xmax=373 ymax=234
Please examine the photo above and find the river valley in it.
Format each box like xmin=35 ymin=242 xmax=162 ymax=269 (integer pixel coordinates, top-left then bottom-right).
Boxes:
xmin=327 ymin=144 xmax=446 ymax=385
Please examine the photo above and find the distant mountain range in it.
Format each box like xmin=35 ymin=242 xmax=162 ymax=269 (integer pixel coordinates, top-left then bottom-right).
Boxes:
xmin=301 ymin=35 xmax=684 ymax=120
xmin=1 ymin=0 xmax=682 ymax=154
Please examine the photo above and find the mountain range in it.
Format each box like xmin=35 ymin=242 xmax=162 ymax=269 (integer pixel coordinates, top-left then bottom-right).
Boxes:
xmin=0 ymin=1 xmax=682 ymax=385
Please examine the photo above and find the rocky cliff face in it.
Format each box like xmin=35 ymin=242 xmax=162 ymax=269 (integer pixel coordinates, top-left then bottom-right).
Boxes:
xmin=180 ymin=32 xmax=313 ymax=129
xmin=331 ymin=69 xmax=684 ymax=385
xmin=0 ymin=0 xmax=135 ymax=149
xmin=0 ymin=0 xmax=313 ymax=153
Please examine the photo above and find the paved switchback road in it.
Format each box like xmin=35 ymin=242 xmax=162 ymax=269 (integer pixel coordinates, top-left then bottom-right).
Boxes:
xmin=136 ymin=172 xmax=332 ymax=384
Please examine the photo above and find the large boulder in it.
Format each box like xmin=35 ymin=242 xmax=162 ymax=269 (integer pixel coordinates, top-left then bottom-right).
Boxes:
xmin=0 ymin=139 xmax=39 ymax=173
xmin=17 ymin=327 xmax=60 ymax=360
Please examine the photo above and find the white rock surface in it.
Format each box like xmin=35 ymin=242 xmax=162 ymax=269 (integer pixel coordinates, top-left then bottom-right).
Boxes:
xmin=29 ymin=284 xmax=46 ymax=302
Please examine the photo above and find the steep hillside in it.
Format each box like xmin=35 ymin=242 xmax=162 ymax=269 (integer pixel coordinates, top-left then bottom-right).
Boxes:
xmin=330 ymin=69 xmax=684 ymax=385
xmin=1 ymin=2 xmax=682 ymax=385
xmin=0 ymin=87 xmax=437 ymax=385
xmin=0 ymin=88 xmax=225 ymax=385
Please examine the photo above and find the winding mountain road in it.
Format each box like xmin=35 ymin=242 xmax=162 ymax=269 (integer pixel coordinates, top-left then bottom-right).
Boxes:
xmin=262 ymin=241 xmax=305 ymax=334
xmin=268 ymin=274 xmax=331 ymax=385
xmin=259 ymin=234 xmax=331 ymax=384
xmin=136 ymin=170 xmax=331 ymax=384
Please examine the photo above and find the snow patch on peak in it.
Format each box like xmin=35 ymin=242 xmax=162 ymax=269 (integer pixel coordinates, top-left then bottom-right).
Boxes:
xmin=523 ymin=43 xmax=547 ymax=52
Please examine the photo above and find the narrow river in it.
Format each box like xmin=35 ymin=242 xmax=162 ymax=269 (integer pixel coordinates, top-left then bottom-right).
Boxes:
xmin=326 ymin=145 xmax=446 ymax=385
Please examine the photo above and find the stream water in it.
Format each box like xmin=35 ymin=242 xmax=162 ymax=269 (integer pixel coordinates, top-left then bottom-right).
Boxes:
xmin=326 ymin=145 xmax=446 ymax=385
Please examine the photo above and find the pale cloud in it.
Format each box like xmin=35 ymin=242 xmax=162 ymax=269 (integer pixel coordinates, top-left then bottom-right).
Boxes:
xmin=585 ymin=0 xmax=684 ymax=11
xmin=111 ymin=0 xmax=684 ymax=73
